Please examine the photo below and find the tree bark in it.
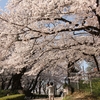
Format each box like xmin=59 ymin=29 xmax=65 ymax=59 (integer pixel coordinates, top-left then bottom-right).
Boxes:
xmin=6 ymin=75 xmax=13 ymax=89
xmin=11 ymin=67 xmax=27 ymax=90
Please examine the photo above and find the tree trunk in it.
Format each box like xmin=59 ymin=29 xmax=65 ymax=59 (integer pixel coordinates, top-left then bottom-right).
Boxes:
xmin=1 ymin=78 xmax=5 ymax=90
xmin=39 ymin=78 xmax=42 ymax=94
xmin=6 ymin=75 xmax=13 ymax=89
xmin=11 ymin=73 xmax=23 ymax=90
xmin=11 ymin=67 xmax=27 ymax=90
xmin=29 ymin=65 xmax=50 ymax=92
xmin=67 ymin=59 xmax=80 ymax=93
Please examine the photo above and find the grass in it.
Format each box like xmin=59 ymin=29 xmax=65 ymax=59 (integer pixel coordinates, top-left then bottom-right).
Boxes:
xmin=63 ymin=91 xmax=100 ymax=100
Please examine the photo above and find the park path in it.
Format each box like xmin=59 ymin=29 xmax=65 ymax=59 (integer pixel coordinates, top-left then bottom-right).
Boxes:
xmin=32 ymin=97 xmax=63 ymax=100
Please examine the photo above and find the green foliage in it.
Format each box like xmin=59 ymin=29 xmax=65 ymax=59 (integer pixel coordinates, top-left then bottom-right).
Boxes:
xmin=92 ymin=78 xmax=100 ymax=96
xmin=0 ymin=94 xmax=25 ymax=100
xmin=0 ymin=90 xmax=11 ymax=97
xmin=79 ymin=80 xmax=90 ymax=92
xmin=0 ymin=90 xmax=18 ymax=97
xmin=79 ymin=78 xmax=100 ymax=96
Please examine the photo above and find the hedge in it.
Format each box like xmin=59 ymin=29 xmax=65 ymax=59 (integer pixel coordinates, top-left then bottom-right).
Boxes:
xmin=0 ymin=94 xmax=25 ymax=100
xmin=0 ymin=90 xmax=18 ymax=98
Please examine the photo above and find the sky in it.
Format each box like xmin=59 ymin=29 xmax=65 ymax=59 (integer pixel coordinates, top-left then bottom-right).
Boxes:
xmin=0 ymin=0 xmax=8 ymax=9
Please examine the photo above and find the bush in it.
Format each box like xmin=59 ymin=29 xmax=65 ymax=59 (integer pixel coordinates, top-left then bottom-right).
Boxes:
xmin=79 ymin=78 xmax=100 ymax=98
xmin=0 ymin=90 xmax=11 ymax=97
xmin=92 ymin=78 xmax=100 ymax=96
xmin=79 ymin=80 xmax=90 ymax=92
xmin=0 ymin=94 xmax=25 ymax=100
xmin=0 ymin=90 xmax=19 ymax=97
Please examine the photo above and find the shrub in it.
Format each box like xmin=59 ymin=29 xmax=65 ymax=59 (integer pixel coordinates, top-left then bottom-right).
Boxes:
xmin=0 ymin=90 xmax=11 ymax=97
xmin=0 ymin=94 xmax=25 ymax=100
xmin=0 ymin=90 xmax=18 ymax=97
xmin=92 ymin=78 xmax=100 ymax=96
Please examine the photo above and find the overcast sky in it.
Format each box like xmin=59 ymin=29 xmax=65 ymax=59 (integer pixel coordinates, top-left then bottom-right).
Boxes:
xmin=0 ymin=0 xmax=8 ymax=9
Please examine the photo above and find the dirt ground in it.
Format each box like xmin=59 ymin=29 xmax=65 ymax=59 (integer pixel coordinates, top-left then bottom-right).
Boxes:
xmin=32 ymin=97 xmax=63 ymax=100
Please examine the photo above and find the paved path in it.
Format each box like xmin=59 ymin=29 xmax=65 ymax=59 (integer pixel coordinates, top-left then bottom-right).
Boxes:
xmin=32 ymin=97 xmax=63 ymax=100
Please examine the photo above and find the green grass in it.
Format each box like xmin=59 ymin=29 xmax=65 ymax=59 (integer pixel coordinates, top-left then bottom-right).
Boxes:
xmin=63 ymin=78 xmax=100 ymax=100
xmin=62 ymin=92 xmax=99 ymax=100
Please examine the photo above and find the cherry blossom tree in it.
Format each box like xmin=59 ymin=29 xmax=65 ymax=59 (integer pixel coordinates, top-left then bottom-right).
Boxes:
xmin=0 ymin=0 xmax=100 ymax=93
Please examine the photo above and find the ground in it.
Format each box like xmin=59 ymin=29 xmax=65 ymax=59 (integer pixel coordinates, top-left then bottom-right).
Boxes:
xmin=32 ymin=97 xmax=63 ymax=100
xmin=64 ymin=92 xmax=99 ymax=100
xmin=32 ymin=92 xmax=100 ymax=100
